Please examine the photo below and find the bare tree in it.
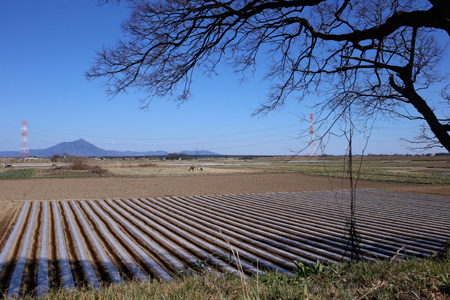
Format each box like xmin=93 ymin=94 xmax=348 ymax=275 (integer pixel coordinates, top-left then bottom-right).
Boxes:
xmin=87 ymin=0 xmax=450 ymax=152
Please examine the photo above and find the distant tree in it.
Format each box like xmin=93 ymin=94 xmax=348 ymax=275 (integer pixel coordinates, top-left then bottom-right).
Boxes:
xmin=51 ymin=154 xmax=62 ymax=162
xmin=88 ymin=0 xmax=450 ymax=152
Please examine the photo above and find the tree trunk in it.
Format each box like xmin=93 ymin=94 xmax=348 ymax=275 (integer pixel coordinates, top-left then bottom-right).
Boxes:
xmin=392 ymin=76 xmax=450 ymax=152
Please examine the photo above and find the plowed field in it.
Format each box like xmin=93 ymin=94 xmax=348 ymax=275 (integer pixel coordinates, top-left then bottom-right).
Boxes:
xmin=1 ymin=173 xmax=450 ymax=297
xmin=1 ymin=189 xmax=450 ymax=297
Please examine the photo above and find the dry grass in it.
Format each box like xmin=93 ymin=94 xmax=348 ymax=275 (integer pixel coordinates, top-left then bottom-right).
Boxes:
xmin=137 ymin=163 xmax=161 ymax=168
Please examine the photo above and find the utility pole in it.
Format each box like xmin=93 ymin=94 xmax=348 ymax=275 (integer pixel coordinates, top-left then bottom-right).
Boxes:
xmin=308 ymin=114 xmax=316 ymax=157
xmin=20 ymin=120 xmax=30 ymax=159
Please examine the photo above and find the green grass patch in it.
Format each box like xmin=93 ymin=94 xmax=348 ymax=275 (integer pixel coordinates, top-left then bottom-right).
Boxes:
xmin=289 ymin=166 xmax=450 ymax=184
xmin=0 ymin=169 xmax=35 ymax=180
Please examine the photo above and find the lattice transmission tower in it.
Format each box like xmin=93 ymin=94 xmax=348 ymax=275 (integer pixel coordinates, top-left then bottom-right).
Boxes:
xmin=20 ymin=120 xmax=30 ymax=159
xmin=308 ymin=114 xmax=317 ymax=157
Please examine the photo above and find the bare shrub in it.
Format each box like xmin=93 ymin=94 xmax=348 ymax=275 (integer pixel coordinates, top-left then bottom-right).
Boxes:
xmin=71 ymin=160 xmax=90 ymax=170
xmin=90 ymin=165 xmax=108 ymax=175
xmin=58 ymin=159 xmax=108 ymax=175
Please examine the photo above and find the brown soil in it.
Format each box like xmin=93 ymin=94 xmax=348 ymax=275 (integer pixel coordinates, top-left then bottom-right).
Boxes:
xmin=0 ymin=173 xmax=449 ymax=244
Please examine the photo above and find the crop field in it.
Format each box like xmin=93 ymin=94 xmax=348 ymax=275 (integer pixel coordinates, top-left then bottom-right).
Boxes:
xmin=0 ymin=169 xmax=35 ymax=180
xmin=0 ymin=189 xmax=449 ymax=297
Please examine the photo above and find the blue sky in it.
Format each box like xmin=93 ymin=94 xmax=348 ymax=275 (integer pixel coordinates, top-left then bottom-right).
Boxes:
xmin=0 ymin=1 xmax=448 ymax=155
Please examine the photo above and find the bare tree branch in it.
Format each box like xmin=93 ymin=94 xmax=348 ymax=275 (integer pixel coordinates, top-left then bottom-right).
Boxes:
xmin=88 ymin=0 xmax=450 ymax=152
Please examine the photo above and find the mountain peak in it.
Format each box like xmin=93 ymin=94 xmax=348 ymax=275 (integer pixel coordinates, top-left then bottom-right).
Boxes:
xmin=44 ymin=139 xmax=105 ymax=156
xmin=73 ymin=138 xmax=89 ymax=143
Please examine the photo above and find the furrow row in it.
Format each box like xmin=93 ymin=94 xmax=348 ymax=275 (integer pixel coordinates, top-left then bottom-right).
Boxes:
xmin=0 ymin=189 xmax=448 ymax=297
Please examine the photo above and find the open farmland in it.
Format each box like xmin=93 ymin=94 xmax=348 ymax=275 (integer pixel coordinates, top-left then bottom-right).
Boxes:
xmin=0 ymin=157 xmax=450 ymax=297
xmin=0 ymin=189 xmax=449 ymax=297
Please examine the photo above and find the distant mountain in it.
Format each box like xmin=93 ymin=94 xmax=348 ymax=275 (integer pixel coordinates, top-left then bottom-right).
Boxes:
xmin=180 ymin=150 xmax=221 ymax=156
xmin=31 ymin=139 xmax=110 ymax=157
xmin=0 ymin=139 xmax=219 ymax=158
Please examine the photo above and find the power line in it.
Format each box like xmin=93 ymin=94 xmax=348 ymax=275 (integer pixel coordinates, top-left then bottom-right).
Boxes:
xmin=207 ymin=137 xmax=297 ymax=151
xmin=31 ymin=123 xmax=300 ymax=141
